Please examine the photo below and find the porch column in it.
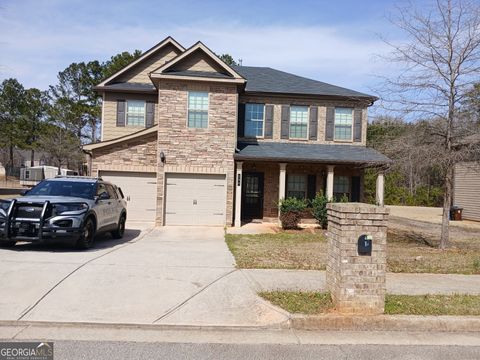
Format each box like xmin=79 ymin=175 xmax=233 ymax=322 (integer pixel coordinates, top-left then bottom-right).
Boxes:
xmin=234 ymin=162 xmax=243 ymax=227
xmin=326 ymin=165 xmax=335 ymax=201
xmin=278 ymin=163 xmax=287 ymax=216
xmin=376 ymin=172 xmax=385 ymax=206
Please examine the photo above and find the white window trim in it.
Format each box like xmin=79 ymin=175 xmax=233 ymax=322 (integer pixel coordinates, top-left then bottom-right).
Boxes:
xmin=126 ymin=100 xmax=146 ymax=127
xmin=187 ymin=91 xmax=209 ymax=129
xmin=334 ymin=107 xmax=354 ymax=142
xmin=289 ymin=105 xmax=309 ymax=140
xmin=244 ymin=103 xmax=265 ymax=138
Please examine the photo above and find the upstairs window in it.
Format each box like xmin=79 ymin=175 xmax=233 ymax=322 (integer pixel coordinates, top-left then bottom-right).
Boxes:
xmin=126 ymin=100 xmax=146 ymax=126
xmin=289 ymin=106 xmax=308 ymax=139
xmin=245 ymin=103 xmax=265 ymax=137
xmin=188 ymin=91 xmax=209 ymax=128
xmin=334 ymin=107 xmax=353 ymax=141
xmin=287 ymin=174 xmax=307 ymax=199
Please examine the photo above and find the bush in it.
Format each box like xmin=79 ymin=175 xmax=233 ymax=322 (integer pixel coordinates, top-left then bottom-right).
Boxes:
xmin=278 ymin=197 xmax=307 ymax=229
xmin=311 ymin=192 xmax=330 ymax=229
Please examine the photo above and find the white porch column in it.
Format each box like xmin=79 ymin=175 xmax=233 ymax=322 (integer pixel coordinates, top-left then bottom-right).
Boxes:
xmin=234 ymin=162 xmax=243 ymax=227
xmin=279 ymin=163 xmax=287 ymax=201
xmin=326 ymin=165 xmax=335 ymax=201
xmin=376 ymin=172 xmax=385 ymax=206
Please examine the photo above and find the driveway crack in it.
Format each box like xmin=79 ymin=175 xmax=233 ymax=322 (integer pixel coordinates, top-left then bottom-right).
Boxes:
xmin=152 ymin=269 xmax=238 ymax=323
xmin=16 ymin=228 xmax=154 ymax=321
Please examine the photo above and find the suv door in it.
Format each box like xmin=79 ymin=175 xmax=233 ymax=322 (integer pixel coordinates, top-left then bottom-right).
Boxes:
xmin=106 ymin=184 xmax=122 ymax=224
xmin=95 ymin=183 xmax=113 ymax=229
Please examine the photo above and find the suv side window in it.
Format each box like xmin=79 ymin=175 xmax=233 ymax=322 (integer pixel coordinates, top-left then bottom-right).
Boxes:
xmin=106 ymin=184 xmax=118 ymax=199
xmin=96 ymin=183 xmax=110 ymax=199
xmin=115 ymin=186 xmax=124 ymax=199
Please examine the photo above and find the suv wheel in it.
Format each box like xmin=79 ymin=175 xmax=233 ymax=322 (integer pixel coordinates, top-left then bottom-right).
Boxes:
xmin=0 ymin=241 xmax=16 ymax=248
xmin=76 ymin=218 xmax=95 ymax=250
xmin=112 ymin=214 xmax=126 ymax=239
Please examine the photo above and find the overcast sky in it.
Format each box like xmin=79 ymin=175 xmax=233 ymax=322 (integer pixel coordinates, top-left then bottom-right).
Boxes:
xmin=0 ymin=0 xmax=407 ymax=99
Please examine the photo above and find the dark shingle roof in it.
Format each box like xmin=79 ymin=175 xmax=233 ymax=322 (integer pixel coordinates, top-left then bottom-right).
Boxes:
xmin=95 ymin=82 xmax=156 ymax=93
xmin=232 ymin=66 xmax=375 ymax=99
xmin=163 ymin=70 xmax=232 ymax=79
xmin=235 ymin=141 xmax=391 ymax=165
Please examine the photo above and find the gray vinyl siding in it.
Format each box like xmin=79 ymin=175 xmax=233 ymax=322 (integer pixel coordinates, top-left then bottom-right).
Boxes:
xmin=454 ymin=162 xmax=480 ymax=221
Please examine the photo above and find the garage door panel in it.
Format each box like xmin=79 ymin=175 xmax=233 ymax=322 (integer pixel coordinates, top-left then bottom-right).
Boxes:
xmin=100 ymin=171 xmax=157 ymax=222
xmin=165 ymin=173 xmax=226 ymax=226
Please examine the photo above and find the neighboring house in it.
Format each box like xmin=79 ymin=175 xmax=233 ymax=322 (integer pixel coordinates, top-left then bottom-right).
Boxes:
xmin=84 ymin=36 xmax=390 ymax=225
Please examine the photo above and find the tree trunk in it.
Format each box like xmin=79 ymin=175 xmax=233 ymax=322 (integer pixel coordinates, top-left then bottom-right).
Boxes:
xmin=440 ymin=166 xmax=453 ymax=249
xmin=30 ymin=149 xmax=35 ymax=167
xmin=8 ymin=145 xmax=14 ymax=171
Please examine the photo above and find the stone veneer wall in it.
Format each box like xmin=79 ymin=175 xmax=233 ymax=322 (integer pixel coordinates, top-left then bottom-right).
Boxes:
xmin=91 ymin=132 xmax=158 ymax=175
xmin=155 ymin=81 xmax=237 ymax=226
xmin=326 ymin=202 xmax=389 ymax=315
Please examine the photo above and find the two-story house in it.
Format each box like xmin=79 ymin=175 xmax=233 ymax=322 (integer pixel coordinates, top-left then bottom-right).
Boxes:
xmin=83 ymin=37 xmax=390 ymax=226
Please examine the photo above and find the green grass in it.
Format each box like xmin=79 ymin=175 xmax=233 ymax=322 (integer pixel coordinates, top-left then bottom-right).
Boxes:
xmin=225 ymin=232 xmax=326 ymax=270
xmin=259 ymin=291 xmax=480 ymax=316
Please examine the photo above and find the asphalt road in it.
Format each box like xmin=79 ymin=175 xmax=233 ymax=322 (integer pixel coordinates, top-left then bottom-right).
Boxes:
xmin=52 ymin=341 xmax=480 ymax=360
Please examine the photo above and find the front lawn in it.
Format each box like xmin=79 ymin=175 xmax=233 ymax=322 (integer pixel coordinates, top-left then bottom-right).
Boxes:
xmin=260 ymin=291 xmax=480 ymax=316
xmin=225 ymin=231 xmax=327 ymax=270
xmin=225 ymin=229 xmax=480 ymax=274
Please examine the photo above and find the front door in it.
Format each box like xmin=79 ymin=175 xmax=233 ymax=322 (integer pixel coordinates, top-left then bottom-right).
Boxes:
xmin=242 ymin=172 xmax=264 ymax=219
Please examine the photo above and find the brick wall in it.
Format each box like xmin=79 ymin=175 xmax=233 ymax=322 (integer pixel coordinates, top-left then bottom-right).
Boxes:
xmin=239 ymin=94 xmax=369 ymax=146
xmin=155 ymin=81 xmax=237 ymax=225
xmin=91 ymin=132 xmax=157 ymax=175
xmin=326 ymin=203 xmax=389 ymax=315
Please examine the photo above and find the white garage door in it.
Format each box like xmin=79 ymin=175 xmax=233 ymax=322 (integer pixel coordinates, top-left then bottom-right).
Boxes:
xmin=100 ymin=171 xmax=157 ymax=222
xmin=165 ymin=173 xmax=226 ymax=226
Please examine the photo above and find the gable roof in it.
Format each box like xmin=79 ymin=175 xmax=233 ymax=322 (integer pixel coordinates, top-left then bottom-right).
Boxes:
xmin=235 ymin=141 xmax=391 ymax=165
xmin=83 ymin=125 xmax=158 ymax=151
xmin=232 ymin=66 xmax=376 ymax=100
xmin=97 ymin=36 xmax=185 ymax=87
xmin=150 ymin=41 xmax=245 ymax=84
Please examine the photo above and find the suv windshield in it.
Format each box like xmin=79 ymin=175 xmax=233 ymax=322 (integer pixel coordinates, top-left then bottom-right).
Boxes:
xmin=27 ymin=181 xmax=96 ymax=200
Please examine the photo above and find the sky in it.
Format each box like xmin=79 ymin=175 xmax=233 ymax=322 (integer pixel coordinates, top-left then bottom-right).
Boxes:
xmin=0 ymin=0 xmax=406 ymax=98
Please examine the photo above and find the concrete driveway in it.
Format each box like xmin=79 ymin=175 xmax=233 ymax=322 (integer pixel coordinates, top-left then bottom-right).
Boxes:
xmin=0 ymin=224 xmax=288 ymax=327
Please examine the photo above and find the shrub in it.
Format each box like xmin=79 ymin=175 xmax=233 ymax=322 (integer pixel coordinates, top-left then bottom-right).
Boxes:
xmin=278 ymin=197 xmax=307 ymax=229
xmin=311 ymin=192 xmax=330 ymax=229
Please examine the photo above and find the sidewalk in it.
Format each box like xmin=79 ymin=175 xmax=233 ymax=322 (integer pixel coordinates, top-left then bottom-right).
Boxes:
xmin=242 ymin=269 xmax=480 ymax=295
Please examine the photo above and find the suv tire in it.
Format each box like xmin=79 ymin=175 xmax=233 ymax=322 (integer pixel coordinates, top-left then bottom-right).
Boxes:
xmin=112 ymin=214 xmax=126 ymax=239
xmin=0 ymin=241 xmax=16 ymax=248
xmin=76 ymin=218 xmax=95 ymax=250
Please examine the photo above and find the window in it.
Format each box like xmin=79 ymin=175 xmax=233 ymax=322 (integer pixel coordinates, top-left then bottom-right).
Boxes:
xmin=287 ymin=174 xmax=307 ymax=199
xmin=126 ymin=100 xmax=146 ymax=126
xmin=334 ymin=107 xmax=353 ymax=141
xmin=106 ymin=184 xmax=118 ymax=199
xmin=290 ymin=106 xmax=308 ymax=139
xmin=333 ymin=176 xmax=350 ymax=201
xmin=96 ymin=183 xmax=110 ymax=199
xmin=188 ymin=91 xmax=209 ymax=128
xmin=245 ymin=103 xmax=264 ymax=137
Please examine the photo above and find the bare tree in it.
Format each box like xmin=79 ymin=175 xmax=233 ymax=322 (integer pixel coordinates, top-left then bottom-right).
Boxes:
xmin=378 ymin=0 xmax=480 ymax=249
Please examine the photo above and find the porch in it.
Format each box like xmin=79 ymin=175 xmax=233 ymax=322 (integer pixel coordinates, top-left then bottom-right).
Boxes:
xmin=233 ymin=142 xmax=390 ymax=226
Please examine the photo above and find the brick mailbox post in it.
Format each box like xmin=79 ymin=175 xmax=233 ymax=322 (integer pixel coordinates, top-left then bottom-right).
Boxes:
xmin=326 ymin=203 xmax=389 ymax=315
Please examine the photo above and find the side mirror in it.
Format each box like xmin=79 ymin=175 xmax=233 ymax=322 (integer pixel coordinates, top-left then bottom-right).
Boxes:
xmin=20 ymin=189 xmax=29 ymax=196
xmin=97 ymin=192 xmax=110 ymax=201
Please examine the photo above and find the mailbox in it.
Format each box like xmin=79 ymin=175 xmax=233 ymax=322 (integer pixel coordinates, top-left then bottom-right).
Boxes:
xmin=358 ymin=234 xmax=372 ymax=256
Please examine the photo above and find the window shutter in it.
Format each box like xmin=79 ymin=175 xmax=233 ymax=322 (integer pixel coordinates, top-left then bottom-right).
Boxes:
xmin=146 ymin=102 xmax=154 ymax=128
xmin=325 ymin=106 xmax=334 ymax=141
xmin=237 ymin=103 xmax=245 ymax=138
xmin=281 ymin=105 xmax=290 ymax=139
xmin=353 ymin=108 xmax=362 ymax=142
xmin=264 ymin=105 xmax=274 ymax=138
xmin=116 ymin=100 xmax=126 ymax=127
xmin=309 ymin=106 xmax=318 ymax=140
xmin=351 ymin=176 xmax=361 ymax=202
xmin=307 ymin=175 xmax=316 ymax=201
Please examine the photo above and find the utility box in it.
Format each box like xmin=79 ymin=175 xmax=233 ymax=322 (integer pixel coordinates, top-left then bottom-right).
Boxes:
xmin=326 ymin=203 xmax=389 ymax=315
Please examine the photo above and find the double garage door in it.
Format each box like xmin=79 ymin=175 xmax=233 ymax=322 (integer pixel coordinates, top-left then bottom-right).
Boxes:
xmin=99 ymin=171 xmax=226 ymax=225
xmin=165 ymin=173 xmax=226 ymax=226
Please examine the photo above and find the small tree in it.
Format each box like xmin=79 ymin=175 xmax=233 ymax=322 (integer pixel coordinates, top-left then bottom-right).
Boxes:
xmin=379 ymin=0 xmax=480 ymax=249
xmin=278 ymin=197 xmax=307 ymax=229
xmin=311 ymin=192 xmax=330 ymax=229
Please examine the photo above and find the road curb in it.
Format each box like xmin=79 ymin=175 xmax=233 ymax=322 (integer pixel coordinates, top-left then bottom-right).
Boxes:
xmin=289 ymin=314 xmax=480 ymax=332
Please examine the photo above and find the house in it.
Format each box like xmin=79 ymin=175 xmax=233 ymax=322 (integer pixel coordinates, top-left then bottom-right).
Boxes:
xmin=83 ymin=36 xmax=390 ymax=225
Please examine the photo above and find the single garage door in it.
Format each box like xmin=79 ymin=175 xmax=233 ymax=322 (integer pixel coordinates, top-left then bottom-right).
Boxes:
xmin=100 ymin=171 xmax=157 ymax=222
xmin=165 ymin=173 xmax=226 ymax=226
